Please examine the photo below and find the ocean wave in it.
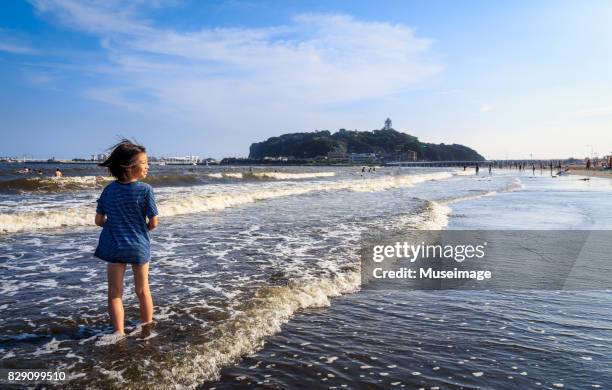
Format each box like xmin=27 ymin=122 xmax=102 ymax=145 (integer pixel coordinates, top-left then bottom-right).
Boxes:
xmin=0 ymin=172 xmax=452 ymax=234
xmin=160 ymin=171 xmax=452 ymax=217
xmin=207 ymin=172 xmax=242 ymax=179
xmin=80 ymin=200 xmax=452 ymax=387
xmin=445 ymin=190 xmax=499 ymax=204
xmin=156 ymin=270 xmax=361 ymax=386
xmin=0 ymin=176 xmax=111 ymax=193
xmin=0 ymin=171 xmax=367 ymax=194
xmin=206 ymin=171 xmax=335 ymax=180
xmin=444 ymin=178 xmax=523 ymax=204
xmin=509 ymin=178 xmax=524 ymax=192
xmin=1 ymin=180 xmax=457 ymax=388
xmin=0 ymin=175 xmax=203 ymax=193
xmin=0 ymin=208 xmax=93 ymax=234
xmin=416 ymin=200 xmax=452 ymax=230
xmin=252 ymin=171 xmax=335 ymax=180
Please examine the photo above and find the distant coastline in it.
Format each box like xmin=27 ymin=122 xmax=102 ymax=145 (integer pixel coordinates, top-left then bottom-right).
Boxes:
xmin=248 ymin=124 xmax=485 ymax=163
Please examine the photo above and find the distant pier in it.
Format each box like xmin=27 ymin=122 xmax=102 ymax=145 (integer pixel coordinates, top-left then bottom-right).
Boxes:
xmin=385 ymin=160 xmax=568 ymax=167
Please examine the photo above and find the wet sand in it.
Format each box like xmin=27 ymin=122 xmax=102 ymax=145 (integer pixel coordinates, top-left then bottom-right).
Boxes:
xmin=568 ymin=167 xmax=612 ymax=178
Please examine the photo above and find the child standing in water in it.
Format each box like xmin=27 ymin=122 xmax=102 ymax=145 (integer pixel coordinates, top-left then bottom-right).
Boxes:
xmin=94 ymin=140 xmax=158 ymax=339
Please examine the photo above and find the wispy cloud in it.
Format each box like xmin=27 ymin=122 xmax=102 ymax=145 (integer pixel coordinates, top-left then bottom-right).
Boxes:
xmin=480 ymin=104 xmax=493 ymax=112
xmin=0 ymin=30 xmax=40 ymax=55
xmin=23 ymin=71 xmax=57 ymax=85
xmin=29 ymin=1 xmax=442 ymax=135
xmin=0 ymin=42 xmax=39 ymax=55
xmin=30 ymin=0 xmax=155 ymax=35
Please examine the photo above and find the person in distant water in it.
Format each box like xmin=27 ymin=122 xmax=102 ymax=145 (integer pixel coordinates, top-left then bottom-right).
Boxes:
xmin=37 ymin=169 xmax=43 ymax=175
xmin=586 ymin=159 xmax=591 ymax=170
xmin=94 ymin=140 xmax=158 ymax=340
xmin=361 ymin=166 xmax=366 ymax=173
xmin=550 ymin=161 xmax=554 ymax=176
xmin=463 ymin=165 xmax=467 ymax=171
xmin=54 ymin=168 xmax=62 ymax=178
xmin=475 ymin=164 xmax=480 ymax=175
xmin=532 ymin=164 xmax=535 ymax=176
xmin=488 ymin=164 xmax=492 ymax=174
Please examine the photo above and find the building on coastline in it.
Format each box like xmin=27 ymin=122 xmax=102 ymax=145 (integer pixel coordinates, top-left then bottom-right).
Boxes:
xmin=263 ymin=156 xmax=289 ymax=162
xmin=160 ymin=155 xmax=200 ymax=164
xmin=380 ymin=149 xmax=417 ymax=163
xmin=349 ymin=153 xmax=378 ymax=164
xmin=327 ymin=148 xmax=349 ymax=163
xmin=398 ymin=150 xmax=417 ymax=161
xmin=383 ymin=118 xmax=392 ymax=131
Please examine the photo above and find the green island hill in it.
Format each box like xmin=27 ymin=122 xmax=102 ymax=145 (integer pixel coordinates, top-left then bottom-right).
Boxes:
xmin=248 ymin=127 xmax=485 ymax=162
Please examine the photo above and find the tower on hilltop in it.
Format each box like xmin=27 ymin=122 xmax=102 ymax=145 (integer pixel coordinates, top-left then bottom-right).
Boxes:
xmin=383 ymin=118 xmax=392 ymax=130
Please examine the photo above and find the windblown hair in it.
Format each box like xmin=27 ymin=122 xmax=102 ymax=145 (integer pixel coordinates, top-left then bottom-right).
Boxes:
xmin=99 ymin=140 xmax=146 ymax=181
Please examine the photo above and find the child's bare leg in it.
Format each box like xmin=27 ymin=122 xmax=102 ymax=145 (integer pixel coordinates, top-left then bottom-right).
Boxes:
xmin=132 ymin=263 xmax=153 ymax=324
xmin=107 ymin=263 xmax=127 ymax=334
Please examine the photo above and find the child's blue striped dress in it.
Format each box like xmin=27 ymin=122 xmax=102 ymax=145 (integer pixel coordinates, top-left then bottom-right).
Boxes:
xmin=94 ymin=181 xmax=158 ymax=265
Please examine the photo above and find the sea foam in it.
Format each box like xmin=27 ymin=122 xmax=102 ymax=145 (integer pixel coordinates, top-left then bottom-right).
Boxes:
xmin=0 ymin=172 xmax=452 ymax=234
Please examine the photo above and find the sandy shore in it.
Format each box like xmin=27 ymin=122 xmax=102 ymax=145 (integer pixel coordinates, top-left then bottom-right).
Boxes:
xmin=568 ymin=167 xmax=612 ymax=178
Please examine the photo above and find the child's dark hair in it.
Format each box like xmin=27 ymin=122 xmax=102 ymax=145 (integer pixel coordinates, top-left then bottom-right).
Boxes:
xmin=99 ymin=140 xmax=146 ymax=181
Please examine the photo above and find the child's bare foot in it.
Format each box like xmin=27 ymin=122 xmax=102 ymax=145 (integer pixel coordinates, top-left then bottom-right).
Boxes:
xmin=95 ymin=330 xmax=126 ymax=346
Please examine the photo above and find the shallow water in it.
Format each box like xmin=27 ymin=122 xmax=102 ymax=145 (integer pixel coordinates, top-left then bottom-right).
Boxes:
xmin=215 ymin=290 xmax=611 ymax=389
xmin=1 ymin=164 xmax=610 ymax=388
xmin=211 ymin=172 xmax=612 ymax=389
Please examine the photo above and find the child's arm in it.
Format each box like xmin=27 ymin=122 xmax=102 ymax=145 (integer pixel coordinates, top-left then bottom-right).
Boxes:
xmin=95 ymin=213 xmax=106 ymax=227
xmin=144 ymin=186 xmax=158 ymax=231
xmin=147 ymin=216 xmax=158 ymax=231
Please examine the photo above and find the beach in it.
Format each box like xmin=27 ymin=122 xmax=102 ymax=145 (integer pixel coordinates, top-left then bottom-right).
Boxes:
xmin=4 ymin=0 xmax=612 ymax=387
xmin=568 ymin=167 xmax=612 ymax=179
xmin=1 ymin=164 xmax=611 ymax=389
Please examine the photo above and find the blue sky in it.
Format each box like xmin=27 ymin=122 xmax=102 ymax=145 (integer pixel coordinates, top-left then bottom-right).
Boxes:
xmin=1 ymin=0 xmax=611 ymax=159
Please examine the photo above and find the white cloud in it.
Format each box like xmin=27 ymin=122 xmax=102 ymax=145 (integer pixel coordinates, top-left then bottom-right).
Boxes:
xmin=0 ymin=30 xmax=40 ymax=55
xmin=30 ymin=0 xmax=155 ymax=35
xmin=29 ymin=1 xmax=442 ymax=146
xmin=83 ymin=87 xmax=145 ymax=110
xmin=0 ymin=42 xmax=39 ymax=55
